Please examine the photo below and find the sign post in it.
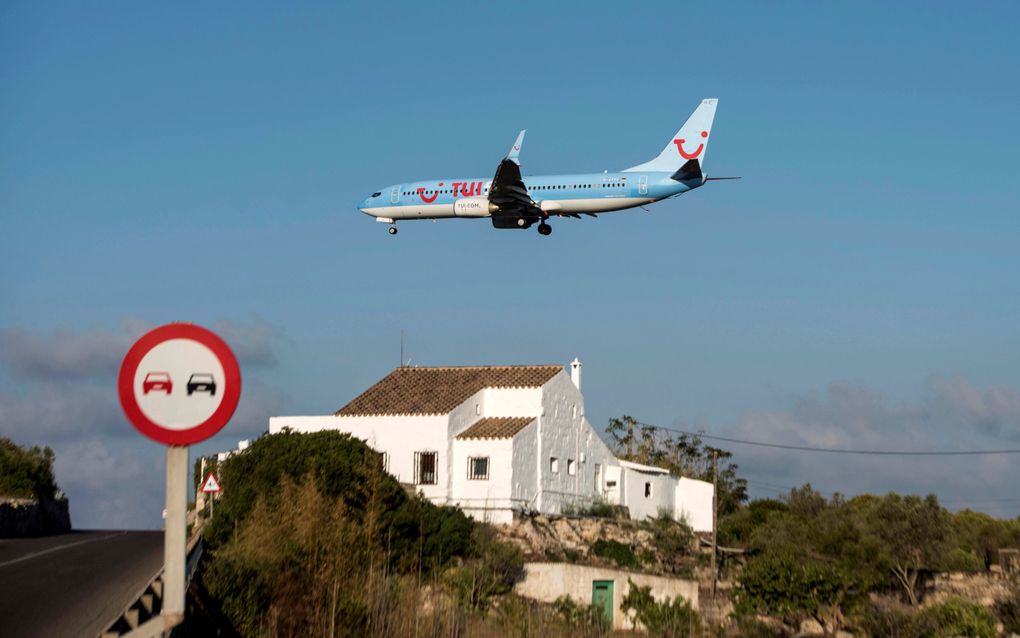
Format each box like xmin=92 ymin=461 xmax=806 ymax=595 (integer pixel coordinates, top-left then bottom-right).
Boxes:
xmin=118 ymin=323 xmax=241 ymax=622
xmin=200 ymin=472 xmax=221 ymax=519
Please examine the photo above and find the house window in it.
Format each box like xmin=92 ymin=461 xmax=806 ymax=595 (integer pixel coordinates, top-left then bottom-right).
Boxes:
xmin=468 ymin=456 xmax=489 ymax=480
xmin=550 ymin=457 xmax=559 ymax=473
xmin=567 ymin=459 xmax=576 ymax=476
xmin=594 ymin=464 xmax=602 ymax=491
xmin=414 ymin=451 xmax=437 ymax=485
xmin=381 ymin=451 xmax=390 ymax=472
xmin=645 ymin=482 xmax=652 ymax=498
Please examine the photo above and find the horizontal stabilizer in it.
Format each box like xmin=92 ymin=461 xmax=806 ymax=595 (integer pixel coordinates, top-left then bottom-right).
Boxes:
xmin=671 ymin=159 xmax=703 ymax=182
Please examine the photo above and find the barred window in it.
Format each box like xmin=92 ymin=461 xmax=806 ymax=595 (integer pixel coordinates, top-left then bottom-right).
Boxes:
xmin=414 ymin=451 xmax=437 ymax=485
xmin=468 ymin=457 xmax=489 ymax=481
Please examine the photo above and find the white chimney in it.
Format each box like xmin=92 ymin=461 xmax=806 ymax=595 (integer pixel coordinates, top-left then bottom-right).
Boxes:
xmin=570 ymin=357 xmax=582 ymax=390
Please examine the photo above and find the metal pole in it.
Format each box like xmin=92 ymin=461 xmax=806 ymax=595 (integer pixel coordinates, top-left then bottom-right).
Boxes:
xmin=711 ymin=449 xmax=718 ymax=596
xmin=164 ymin=445 xmax=188 ymax=619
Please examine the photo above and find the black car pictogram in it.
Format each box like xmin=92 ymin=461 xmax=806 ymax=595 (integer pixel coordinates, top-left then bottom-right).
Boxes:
xmin=186 ymin=373 xmax=216 ymax=396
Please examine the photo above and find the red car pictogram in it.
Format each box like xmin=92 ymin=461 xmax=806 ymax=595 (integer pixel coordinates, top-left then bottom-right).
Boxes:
xmin=143 ymin=372 xmax=173 ymax=395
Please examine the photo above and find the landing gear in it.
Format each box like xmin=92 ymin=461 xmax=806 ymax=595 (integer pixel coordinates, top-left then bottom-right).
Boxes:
xmin=516 ymin=218 xmax=527 ymax=227
xmin=388 ymin=226 xmax=398 ymax=235
xmin=537 ymin=223 xmax=552 ymax=236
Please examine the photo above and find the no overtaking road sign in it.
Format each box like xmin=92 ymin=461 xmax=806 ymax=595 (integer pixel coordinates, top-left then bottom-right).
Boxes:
xmin=118 ymin=323 xmax=241 ymax=445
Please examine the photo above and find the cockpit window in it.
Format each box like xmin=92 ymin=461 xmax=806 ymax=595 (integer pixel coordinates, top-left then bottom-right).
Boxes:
xmin=371 ymin=191 xmax=382 ymax=198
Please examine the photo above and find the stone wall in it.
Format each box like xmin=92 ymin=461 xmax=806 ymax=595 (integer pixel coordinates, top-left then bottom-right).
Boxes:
xmin=0 ymin=497 xmax=71 ymax=537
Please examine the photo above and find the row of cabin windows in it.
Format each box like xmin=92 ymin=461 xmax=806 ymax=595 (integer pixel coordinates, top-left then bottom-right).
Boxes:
xmin=411 ymin=451 xmax=490 ymax=484
xmin=403 ymin=182 xmax=626 ymax=196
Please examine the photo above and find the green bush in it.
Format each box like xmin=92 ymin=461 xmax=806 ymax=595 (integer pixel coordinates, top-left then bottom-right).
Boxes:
xmin=205 ymin=429 xmax=406 ymax=548
xmin=853 ymin=599 xmax=997 ymax=638
xmin=0 ymin=438 xmax=58 ymax=500
xmin=552 ymin=595 xmax=611 ymax=636
xmin=590 ymin=539 xmax=639 ymax=569
xmin=620 ymin=579 xmax=698 ymax=637
xmin=995 ymin=584 xmax=1020 ymax=633
xmin=921 ymin=598 xmax=996 ymax=638
xmin=445 ymin=526 xmax=524 ymax=613
xmin=942 ymin=547 xmax=985 ymax=573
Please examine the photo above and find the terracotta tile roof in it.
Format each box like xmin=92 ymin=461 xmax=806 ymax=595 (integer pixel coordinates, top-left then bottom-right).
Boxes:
xmin=335 ymin=365 xmax=563 ymax=416
xmin=456 ymin=417 xmax=535 ymax=440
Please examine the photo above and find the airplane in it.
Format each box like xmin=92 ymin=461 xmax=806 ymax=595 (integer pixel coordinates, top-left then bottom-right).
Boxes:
xmin=357 ymin=98 xmax=737 ymax=236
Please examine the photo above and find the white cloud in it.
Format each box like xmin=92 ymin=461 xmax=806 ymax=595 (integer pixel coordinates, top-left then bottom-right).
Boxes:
xmin=0 ymin=318 xmax=285 ymax=530
xmin=715 ymin=377 xmax=1020 ymax=515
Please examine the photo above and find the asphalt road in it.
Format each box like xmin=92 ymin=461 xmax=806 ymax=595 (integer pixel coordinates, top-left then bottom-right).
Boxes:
xmin=0 ymin=530 xmax=163 ymax=638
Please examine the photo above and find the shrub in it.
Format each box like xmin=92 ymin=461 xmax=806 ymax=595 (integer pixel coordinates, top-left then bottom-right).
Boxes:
xmin=0 ymin=438 xmax=58 ymax=500
xmin=942 ymin=547 xmax=985 ymax=573
xmin=620 ymin=579 xmax=699 ymax=637
xmin=995 ymin=584 xmax=1020 ymax=633
xmin=552 ymin=595 xmax=611 ymax=636
xmin=445 ymin=526 xmax=524 ymax=613
xmin=590 ymin=539 xmax=639 ymax=569
xmin=853 ymin=598 xmax=997 ymax=638
xmin=920 ymin=598 xmax=996 ymax=638
xmin=647 ymin=512 xmax=694 ymax=574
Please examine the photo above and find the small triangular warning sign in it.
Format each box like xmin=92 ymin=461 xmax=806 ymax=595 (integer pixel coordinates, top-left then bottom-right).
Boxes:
xmin=201 ymin=472 xmax=221 ymax=493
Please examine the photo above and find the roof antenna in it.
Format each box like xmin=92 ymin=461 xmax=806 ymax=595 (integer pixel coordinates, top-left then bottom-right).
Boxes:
xmin=400 ymin=330 xmax=405 ymax=368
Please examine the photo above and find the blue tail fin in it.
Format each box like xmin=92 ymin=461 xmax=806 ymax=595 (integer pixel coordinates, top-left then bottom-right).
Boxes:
xmin=623 ymin=99 xmax=718 ymax=173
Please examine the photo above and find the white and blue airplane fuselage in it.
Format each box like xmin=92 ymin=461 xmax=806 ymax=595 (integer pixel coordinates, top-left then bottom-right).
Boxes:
xmin=358 ymin=99 xmax=731 ymax=236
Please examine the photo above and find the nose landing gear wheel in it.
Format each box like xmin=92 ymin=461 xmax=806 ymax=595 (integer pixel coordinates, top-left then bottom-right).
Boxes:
xmin=538 ymin=223 xmax=552 ymax=236
xmin=388 ymin=226 xmax=398 ymax=235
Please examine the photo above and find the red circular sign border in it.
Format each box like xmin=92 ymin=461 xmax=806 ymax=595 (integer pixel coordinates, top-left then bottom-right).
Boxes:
xmin=118 ymin=323 xmax=241 ymax=445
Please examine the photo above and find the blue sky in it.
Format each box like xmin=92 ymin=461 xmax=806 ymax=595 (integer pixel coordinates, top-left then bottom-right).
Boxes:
xmin=2 ymin=2 xmax=1019 ymax=528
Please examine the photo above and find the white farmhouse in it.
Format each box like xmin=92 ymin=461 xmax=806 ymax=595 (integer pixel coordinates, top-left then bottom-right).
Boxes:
xmin=267 ymin=359 xmax=713 ymax=529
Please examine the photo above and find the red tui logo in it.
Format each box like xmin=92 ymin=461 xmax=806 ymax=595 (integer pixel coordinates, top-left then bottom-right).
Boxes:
xmin=673 ymin=130 xmax=708 ymax=160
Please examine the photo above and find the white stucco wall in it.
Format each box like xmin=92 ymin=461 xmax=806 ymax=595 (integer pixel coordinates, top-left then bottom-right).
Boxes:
xmin=619 ymin=463 xmax=677 ymax=520
xmin=511 ymin=421 xmax=539 ymax=512
xmin=268 ymin=414 xmax=451 ymax=501
xmin=535 ymin=373 xmax=618 ymax=514
xmin=484 ymin=387 xmax=542 ymax=417
xmin=515 ymin=562 xmax=698 ymax=630
xmin=450 ymin=436 xmax=516 ymax=524
xmin=675 ymin=477 xmax=714 ymax=532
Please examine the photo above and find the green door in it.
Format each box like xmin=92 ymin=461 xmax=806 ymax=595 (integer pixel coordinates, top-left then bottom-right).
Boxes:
xmin=592 ymin=580 xmax=614 ymax=623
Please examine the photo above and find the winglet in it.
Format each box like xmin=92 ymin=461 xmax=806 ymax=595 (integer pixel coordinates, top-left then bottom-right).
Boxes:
xmin=506 ymin=130 xmax=526 ymax=165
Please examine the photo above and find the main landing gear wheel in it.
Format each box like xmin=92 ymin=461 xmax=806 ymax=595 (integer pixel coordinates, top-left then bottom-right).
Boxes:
xmin=388 ymin=226 xmax=398 ymax=235
xmin=538 ymin=223 xmax=552 ymax=236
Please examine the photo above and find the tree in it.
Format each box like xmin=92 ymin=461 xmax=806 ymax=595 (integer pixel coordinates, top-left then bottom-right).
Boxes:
xmin=734 ymin=552 xmax=863 ymax=637
xmin=860 ymin=494 xmax=951 ymax=606
xmin=0 ymin=437 xmax=59 ymax=500
xmin=604 ymin=418 xmax=748 ymax=515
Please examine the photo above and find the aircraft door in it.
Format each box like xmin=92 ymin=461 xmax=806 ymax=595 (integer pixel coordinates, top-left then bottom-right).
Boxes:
xmin=391 ymin=185 xmax=401 ymax=204
xmin=638 ymin=175 xmax=648 ymax=195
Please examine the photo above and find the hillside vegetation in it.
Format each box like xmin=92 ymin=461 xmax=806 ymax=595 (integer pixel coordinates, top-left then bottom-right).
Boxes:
xmin=197 ymin=430 xmax=616 ymax=637
xmin=0 ymin=437 xmax=59 ymax=500
xmin=194 ymin=430 xmax=1020 ymax=637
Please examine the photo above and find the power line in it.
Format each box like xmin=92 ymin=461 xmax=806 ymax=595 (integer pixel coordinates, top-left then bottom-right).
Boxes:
xmin=638 ymin=422 xmax=1020 ymax=456
xmin=742 ymin=478 xmax=1020 ymax=504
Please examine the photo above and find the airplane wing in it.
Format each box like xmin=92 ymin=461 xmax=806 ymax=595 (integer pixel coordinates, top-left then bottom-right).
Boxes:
xmin=488 ymin=130 xmax=542 ymax=226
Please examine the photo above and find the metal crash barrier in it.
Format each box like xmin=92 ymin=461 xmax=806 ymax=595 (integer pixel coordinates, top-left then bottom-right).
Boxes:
xmin=98 ymin=523 xmax=204 ymax=638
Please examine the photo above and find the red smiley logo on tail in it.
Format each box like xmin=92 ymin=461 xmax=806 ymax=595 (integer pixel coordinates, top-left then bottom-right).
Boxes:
xmin=418 ymin=182 xmax=443 ymax=203
xmin=673 ymin=130 xmax=709 ymax=160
